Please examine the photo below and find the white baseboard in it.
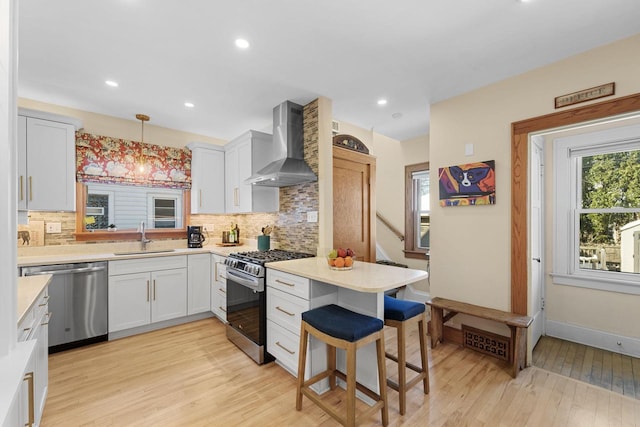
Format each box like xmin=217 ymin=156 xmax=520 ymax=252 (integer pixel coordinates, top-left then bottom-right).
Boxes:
xmin=546 ymin=320 xmax=640 ymax=358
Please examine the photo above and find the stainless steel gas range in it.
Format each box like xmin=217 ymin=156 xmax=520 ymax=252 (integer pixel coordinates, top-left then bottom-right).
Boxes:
xmin=224 ymin=249 xmax=314 ymax=364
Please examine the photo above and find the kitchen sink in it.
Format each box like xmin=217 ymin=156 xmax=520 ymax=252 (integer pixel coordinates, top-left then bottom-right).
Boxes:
xmin=113 ymin=249 xmax=176 ymax=256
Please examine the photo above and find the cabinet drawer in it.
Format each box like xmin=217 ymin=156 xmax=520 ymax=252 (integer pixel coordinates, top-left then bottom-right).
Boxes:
xmin=109 ymin=255 xmax=187 ymax=276
xmin=267 ymin=287 xmax=308 ymax=335
xmin=267 ymin=319 xmax=305 ymax=377
xmin=267 ymin=269 xmax=310 ymax=300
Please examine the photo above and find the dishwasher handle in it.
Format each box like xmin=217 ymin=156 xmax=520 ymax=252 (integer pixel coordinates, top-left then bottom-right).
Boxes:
xmin=23 ymin=266 xmax=106 ymax=276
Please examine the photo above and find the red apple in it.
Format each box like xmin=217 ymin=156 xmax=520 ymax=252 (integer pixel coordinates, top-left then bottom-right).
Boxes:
xmin=337 ymin=248 xmax=347 ymax=258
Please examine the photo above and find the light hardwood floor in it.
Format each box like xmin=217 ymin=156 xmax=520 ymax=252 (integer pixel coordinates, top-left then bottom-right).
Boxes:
xmin=42 ymin=318 xmax=640 ymax=426
xmin=533 ymin=335 xmax=640 ymax=399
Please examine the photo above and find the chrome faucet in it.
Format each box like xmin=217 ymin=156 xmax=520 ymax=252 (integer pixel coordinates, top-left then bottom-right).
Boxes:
xmin=140 ymin=221 xmax=152 ymax=251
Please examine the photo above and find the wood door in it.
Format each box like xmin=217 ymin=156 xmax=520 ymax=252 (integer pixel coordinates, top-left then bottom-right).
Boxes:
xmin=333 ymin=147 xmax=376 ymax=262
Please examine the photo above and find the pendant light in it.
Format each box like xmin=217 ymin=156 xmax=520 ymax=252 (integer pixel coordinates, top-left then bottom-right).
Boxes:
xmin=136 ymin=114 xmax=150 ymax=172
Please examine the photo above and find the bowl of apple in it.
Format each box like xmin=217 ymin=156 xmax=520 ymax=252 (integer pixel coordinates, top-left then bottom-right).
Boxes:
xmin=327 ymin=248 xmax=355 ymax=271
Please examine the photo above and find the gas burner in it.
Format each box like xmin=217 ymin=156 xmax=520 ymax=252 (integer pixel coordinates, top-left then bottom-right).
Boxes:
xmin=229 ymin=249 xmax=314 ymax=265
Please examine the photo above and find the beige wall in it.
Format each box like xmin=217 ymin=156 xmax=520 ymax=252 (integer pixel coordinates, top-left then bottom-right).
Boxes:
xmin=336 ymin=122 xmax=429 ymax=287
xmin=430 ymin=34 xmax=640 ymax=338
xmin=18 ymin=98 xmax=226 ymax=148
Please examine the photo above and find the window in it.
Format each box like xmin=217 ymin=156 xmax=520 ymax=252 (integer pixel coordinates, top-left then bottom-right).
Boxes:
xmin=148 ymin=194 xmax=182 ymax=229
xmin=405 ymin=162 xmax=430 ymax=259
xmin=553 ymin=123 xmax=640 ymax=294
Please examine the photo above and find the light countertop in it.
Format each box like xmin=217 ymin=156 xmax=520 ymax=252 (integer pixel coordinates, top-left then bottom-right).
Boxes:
xmin=17 ymin=274 xmax=51 ymax=325
xmin=17 ymin=244 xmax=254 ymax=267
xmin=266 ymin=257 xmax=428 ymax=293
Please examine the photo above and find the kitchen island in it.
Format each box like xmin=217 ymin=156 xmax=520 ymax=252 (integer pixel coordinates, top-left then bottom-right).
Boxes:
xmin=265 ymin=257 xmax=428 ymax=399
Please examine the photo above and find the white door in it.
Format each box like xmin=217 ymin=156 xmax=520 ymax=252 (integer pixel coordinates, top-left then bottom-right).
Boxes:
xmin=187 ymin=254 xmax=211 ymax=315
xmin=530 ymin=136 xmax=545 ymax=347
xmin=108 ymin=272 xmax=152 ymax=332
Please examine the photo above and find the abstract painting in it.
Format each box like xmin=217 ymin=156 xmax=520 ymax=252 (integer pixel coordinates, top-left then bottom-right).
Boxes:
xmin=439 ymin=160 xmax=496 ymax=206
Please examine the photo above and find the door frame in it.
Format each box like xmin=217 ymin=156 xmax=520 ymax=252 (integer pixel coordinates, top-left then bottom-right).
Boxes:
xmin=511 ymin=92 xmax=640 ymax=315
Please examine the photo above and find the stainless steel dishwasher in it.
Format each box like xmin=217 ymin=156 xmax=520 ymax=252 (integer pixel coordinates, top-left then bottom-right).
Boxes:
xmin=21 ymin=261 xmax=108 ymax=353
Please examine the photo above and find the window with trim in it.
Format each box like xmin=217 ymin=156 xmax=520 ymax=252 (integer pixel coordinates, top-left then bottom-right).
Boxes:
xmin=553 ymin=124 xmax=640 ymax=294
xmin=405 ymin=162 xmax=430 ymax=259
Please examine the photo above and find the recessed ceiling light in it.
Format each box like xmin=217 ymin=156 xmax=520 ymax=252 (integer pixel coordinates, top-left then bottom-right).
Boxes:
xmin=184 ymin=102 xmax=195 ymax=108
xmin=377 ymin=99 xmax=387 ymax=106
xmin=392 ymin=112 xmax=403 ymax=119
xmin=235 ymin=38 xmax=250 ymax=49
xmin=105 ymin=80 xmax=119 ymax=87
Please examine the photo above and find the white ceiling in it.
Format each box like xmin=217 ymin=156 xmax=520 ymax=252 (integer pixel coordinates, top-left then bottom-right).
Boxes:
xmin=17 ymin=0 xmax=640 ymax=142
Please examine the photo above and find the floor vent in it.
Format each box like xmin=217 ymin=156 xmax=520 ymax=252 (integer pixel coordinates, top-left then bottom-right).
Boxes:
xmin=462 ymin=324 xmax=510 ymax=362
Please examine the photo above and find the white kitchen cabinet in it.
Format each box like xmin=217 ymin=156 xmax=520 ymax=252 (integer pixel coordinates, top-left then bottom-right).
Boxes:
xmin=108 ymin=256 xmax=188 ymax=333
xmin=187 ymin=253 xmax=211 ymax=315
xmin=15 ymin=285 xmax=49 ymax=427
xmin=17 ymin=115 xmax=76 ymax=212
xmin=266 ymin=269 xmax=311 ymax=377
xmin=187 ymin=142 xmax=225 ymax=214
xmin=224 ymin=130 xmax=279 ymax=213
xmin=211 ymin=254 xmax=227 ymax=322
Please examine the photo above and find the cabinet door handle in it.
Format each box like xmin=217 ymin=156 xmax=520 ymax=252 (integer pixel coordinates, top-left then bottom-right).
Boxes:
xmin=147 ymin=280 xmax=150 ymax=302
xmin=19 ymin=175 xmax=24 ymax=201
xmin=42 ymin=312 xmax=52 ymax=326
xmin=234 ymin=188 xmax=239 ymax=206
xmin=275 ymin=279 xmax=295 ymax=287
xmin=199 ymin=189 xmax=202 ymax=208
xmin=153 ymin=279 xmax=156 ymax=300
xmin=29 ymin=176 xmax=33 ymax=201
xmin=38 ymin=295 xmax=50 ymax=306
xmin=276 ymin=306 xmax=295 ymax=317
xmin=276 ymin=341 xmax=295 ymax=355
xmin=219 ymin=306 xmax=227 ymax=313
xmin=219 ymin=288 xmax=226 ymax=294
xmin=220 ymin=274 xmax=226 ymax=280
xmin=24 ymin=371 xmax=35 ymax=427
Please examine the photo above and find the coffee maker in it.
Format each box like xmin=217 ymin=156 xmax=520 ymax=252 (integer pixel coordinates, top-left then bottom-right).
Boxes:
xmin=187 ymin=226 xmax=206 ymax=248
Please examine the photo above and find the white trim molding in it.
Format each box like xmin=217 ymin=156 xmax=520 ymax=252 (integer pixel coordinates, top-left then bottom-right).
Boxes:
xmin=546 ymin=320 xmax=640 ymax=358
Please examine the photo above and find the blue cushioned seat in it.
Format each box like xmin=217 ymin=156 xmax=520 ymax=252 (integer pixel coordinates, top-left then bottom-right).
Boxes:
xmin=384 ymin=295 xmax=425 ymax=321
xmin=302 ymin=304 xmax=383 ymax=342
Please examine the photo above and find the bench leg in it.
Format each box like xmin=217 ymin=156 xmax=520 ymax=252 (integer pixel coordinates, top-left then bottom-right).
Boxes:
xmin=510 ymin=326 xmax=527 ymax=378
xmin=430 ymin=306 xmax=443 ymax=349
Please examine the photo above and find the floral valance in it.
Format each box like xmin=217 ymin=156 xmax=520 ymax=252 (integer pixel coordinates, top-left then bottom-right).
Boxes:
xmin=76 ymin=132 xmax=191 ymax=189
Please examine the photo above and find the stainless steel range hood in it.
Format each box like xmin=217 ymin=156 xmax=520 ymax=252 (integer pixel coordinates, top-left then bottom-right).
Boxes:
xmin=245 ymin=101 xmax=318 ymax=187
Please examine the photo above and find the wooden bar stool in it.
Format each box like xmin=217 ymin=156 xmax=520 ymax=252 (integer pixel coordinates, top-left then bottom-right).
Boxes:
xmin=383 ymin=295 xmax=429 ymax=415
xmin=296 ymin=304 xmax=389 ymax=427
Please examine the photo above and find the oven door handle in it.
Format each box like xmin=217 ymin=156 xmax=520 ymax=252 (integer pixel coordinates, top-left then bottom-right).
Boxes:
xmin=227 ymin=269 xmax=262 ymax=291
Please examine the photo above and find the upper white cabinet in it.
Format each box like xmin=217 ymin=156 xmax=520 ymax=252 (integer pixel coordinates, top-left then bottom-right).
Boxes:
xmin=224 ymin=130 xmax=279 ymax=213
xmin=18 ymin=112 xmax=78 ymax=212
xmin=187 ymin=142 xmax=225 ymax=214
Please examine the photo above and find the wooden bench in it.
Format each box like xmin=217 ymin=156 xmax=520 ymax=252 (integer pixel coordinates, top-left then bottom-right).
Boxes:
xmin=426 ymin=297 xmax=533 ymax=378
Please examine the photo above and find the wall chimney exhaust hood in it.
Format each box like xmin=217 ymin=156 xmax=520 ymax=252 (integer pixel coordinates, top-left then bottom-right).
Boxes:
xmin=245 ymin=101 xmax=317 ymax=187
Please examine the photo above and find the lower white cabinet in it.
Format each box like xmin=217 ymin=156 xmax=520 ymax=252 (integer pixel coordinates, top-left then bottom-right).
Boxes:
xmin=266 ymin=270 xmax=310 ymax=376
xmin=187 ymin=254 xmax=211 ymax=315
xmin=211 ymin=255 xmax=227 ymax=322
xmin=14 ymin=285 xmax=49 ymax=427
xmin=109 ymin=256 xmax=188 ymax=333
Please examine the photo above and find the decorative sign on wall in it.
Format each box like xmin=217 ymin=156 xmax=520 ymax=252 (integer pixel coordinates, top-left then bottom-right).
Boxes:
xmin=554 ymin=82 xmax=615 ymax=109
xmin=332 ymin=134 xmax=369 ymax=154
xmin=75 ymin=132 xmax=192 ymax=189
xmin=438 ymin=160 xmax=496 ymax=206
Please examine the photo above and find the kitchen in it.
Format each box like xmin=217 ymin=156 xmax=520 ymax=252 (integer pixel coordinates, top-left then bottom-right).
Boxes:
xmin=3 ymin=1 xmax=633 ymax=426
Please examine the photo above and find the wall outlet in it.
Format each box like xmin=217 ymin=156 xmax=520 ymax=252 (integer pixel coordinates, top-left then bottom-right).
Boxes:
xmin=202 ymin=224 xmax=214 ymax=233
xmin=46 ymin=222 xmax=62 ymax=233
xmin=307 ymin=211 xmax=318 ymax=223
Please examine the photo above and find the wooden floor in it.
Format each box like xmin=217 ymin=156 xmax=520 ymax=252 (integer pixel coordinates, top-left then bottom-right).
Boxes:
xmin=533 ymin=335 xmax=640 ymax=400
xmin=42 ymin=318 xmax=640 ymax=426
